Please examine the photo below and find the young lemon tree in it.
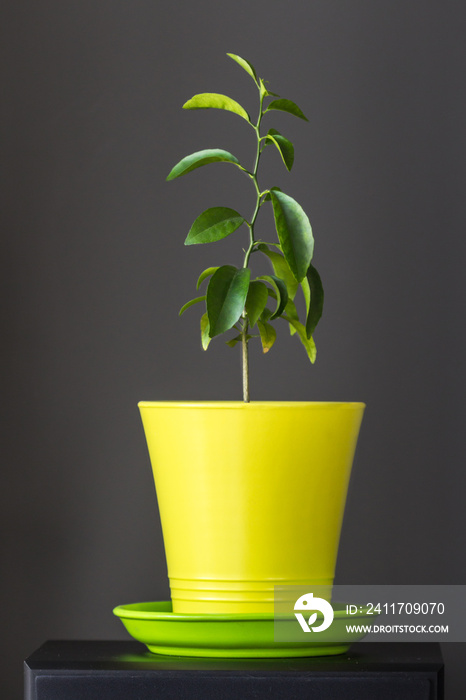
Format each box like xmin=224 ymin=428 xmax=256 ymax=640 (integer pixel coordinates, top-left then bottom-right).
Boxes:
xmin=168 ymin=53 xmax=324 ymax=402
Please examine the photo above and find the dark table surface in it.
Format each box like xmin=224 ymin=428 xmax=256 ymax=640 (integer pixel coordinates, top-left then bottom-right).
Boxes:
xmin=25 ymin=640 xmax=444 ymax=700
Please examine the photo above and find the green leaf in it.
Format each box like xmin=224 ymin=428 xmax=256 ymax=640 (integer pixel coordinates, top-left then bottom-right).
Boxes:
xmin=225 ymin=333 xmax=252 ymax=348
xmin=283 ymin=315 xmax=317 ymax=363
xmin=257 ymin=320 xmax=277 ymax=353
xmin=263 ymin=186 xmax=282 ymax=202
xmin=185 ymin=207 xmax=245 ymax=245
xmin=167 ymin=149 xmax=241 ymax=180
xmin=225 ymin=333 xmax=241 ymax=348
xmin=183 ymin=93 xmax=250 ymax=122
xmin=257 ymin=244 xmax=299 ymax=299
xmin=284 ymin=298 xmax=299 ymax=335
xmin=206 ymin=265 xmax=251 ymax=337
xmin=301 ymin=277 xmax=310 ymax=316
xmin=260 ymin=78 xmax=280 ymax=98
xmin=260 ymin=307 xmax=273 ymax=322
xmin=265 ymin=129 xmax=294 ymax=171
xmin=265 ymin=98 xmax=308 ymax=121
xmin=200 ymin=313 xmax=211 ymax=350
xmin=245 ymin=280 xmax=269 ymax=328
xmin=260 ymin=79 xmax=269 ymax=99
xmin=179 ymin=296 xmax=206 ymax=316
xmin=270 ymin=189 xmax=314 ymax=282
xmin=227 ymin=53 xmax=258 ymax=85
xmin=305 ymin=263 xmax=324 ymax=338
xmin=258 ymin=274 xmax=288 ymax=320
xmin=196 ymin=266 xmax=219 ymax=290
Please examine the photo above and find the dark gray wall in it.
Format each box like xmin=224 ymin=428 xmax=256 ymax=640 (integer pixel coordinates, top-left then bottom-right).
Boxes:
xmin=2 ymin=1 xmax=465 ymax=696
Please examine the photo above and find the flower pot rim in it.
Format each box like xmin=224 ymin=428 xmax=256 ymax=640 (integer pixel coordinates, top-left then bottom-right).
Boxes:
xmin=138 ymin=401 xmax=365 ymax=409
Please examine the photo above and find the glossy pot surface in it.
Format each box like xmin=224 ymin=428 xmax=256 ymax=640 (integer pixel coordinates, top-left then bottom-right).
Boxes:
xmin=139 ymin=401 xmax=365 ymax=614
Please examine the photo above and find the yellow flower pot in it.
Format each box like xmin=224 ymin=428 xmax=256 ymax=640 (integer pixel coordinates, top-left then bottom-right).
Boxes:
xmin=139 ymin=401 xmax=364 ymax=614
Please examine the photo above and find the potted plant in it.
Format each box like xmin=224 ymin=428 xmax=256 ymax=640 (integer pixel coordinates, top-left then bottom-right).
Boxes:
xmin=138 ymin=54 xmax=364 ymax=616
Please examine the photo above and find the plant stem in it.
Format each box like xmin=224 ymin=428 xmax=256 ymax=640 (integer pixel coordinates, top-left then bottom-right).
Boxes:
xmin=242 ymin=317 xmax=250 ymax=402
xmin=242 ymin=86 xmax=265 ymax=402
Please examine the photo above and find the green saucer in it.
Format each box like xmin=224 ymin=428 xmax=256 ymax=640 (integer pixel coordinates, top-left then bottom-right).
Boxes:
xmin=113 ymin=601 xmax=370 ymax=658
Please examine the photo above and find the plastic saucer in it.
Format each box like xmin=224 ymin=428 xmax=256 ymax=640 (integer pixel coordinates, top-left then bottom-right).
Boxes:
xmin=113 ymin=601 xmax=371 ymax=658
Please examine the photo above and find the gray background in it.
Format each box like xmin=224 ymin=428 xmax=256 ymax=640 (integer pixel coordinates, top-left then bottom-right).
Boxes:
xmin=2 ymin=0 xmax=465 ymax=696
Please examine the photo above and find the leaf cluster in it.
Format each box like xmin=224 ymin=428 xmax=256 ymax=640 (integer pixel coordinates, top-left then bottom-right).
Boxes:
xmin=168 ymin=53 xmax=324 ymax=365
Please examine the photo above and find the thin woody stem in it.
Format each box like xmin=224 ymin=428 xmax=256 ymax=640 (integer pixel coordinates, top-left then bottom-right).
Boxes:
xmin=242 ymin=85 xmax=265 ymax=402
xmin=242 ymin=317 xmax=249 ymax=402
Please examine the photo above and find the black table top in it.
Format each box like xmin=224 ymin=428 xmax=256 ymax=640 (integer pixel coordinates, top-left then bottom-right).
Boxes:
xmin=26 ymin=639 xmax=443 ymax=673
xmin=25 ymin=642 xmax=444 ymax=700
